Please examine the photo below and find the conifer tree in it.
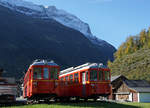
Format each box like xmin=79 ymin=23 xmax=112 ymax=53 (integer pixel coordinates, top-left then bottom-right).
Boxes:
xmin=107 ymin=60 xmax=112 ymax=68
xmin=147 ymin=27 xmax=150 ymax=48
xmin=139 ymin=29 xmax=147 ymax=48
xmin=125 ymin=36 xmax=134 ymax=54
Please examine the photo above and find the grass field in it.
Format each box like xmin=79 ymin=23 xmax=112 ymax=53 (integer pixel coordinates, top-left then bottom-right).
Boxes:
xmin=1 ymin=102 xmax=150 ymax=108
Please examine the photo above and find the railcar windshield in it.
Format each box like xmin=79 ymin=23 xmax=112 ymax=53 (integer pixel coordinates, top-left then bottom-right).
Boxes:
xmin=33 ymin=67 xmax=42 ymax=79
xmin=99 ymin=70 xmax=103 ymax=81
xmin=90 ymin=70 xmax=98 ymax=81
xmin=50 ymin=67 xmax=58 ymax=80
xmin=104 ymin=70 xmax=110 ymax=80
xmin=43 ymin=68 xmax=49 ymax=79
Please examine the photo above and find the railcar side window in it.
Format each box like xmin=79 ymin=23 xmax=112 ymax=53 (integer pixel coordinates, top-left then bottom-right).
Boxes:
xmin=74 ymin=73 xmax=79 ymax=82
xmin=33 ymin=67 xmax=42 ymax=79
xmin=50 ymin=68 xmax=58 ymax=80
xmin=104 ymin=71 xmax=110 ymax=80
xmin=60 ymin=77 xmax=64 ymax=81
xmin=86 ymin=71 xmax=88 ymax=81
xmin=65 ymin=76 xmax=68 ymax=81
xmin=69 ymin=75 xmax=73 ymax=83
xmin=99 ymin=70 xmax=103 ymax=81
xmin=43 ymin=68 xmax=49 ymax=79
xmin=90 ymin=70 xmax=98 ymax=81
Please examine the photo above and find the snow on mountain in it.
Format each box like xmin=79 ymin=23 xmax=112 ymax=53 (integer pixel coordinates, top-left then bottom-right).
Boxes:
xmin=0 ymin=0 xmax=43 ymax=12
xmin=0 ymin=0 xmax=108 ymax=46
xmin=46 ymin=6 xmax=93 ymax=37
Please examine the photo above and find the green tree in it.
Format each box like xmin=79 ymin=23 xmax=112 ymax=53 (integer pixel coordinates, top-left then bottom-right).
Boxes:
xmin=139 ymin=29 xmax=147 ymax=48
xmin=114 ymin=42 xmax=126 ymax=58
xmin=147 ymin=27 xmax=150 ymax=48
xmin=107 ymin=60 xmax=112 ymax=68
xmin=125 ymin=36 xmax=134 ymax=54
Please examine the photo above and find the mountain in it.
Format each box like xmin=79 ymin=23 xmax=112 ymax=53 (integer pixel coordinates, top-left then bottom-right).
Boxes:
xmin=108 ymin=28 xmax=150 ymax=81
xmin=0 ymin=0 xmax=116 ymax=56
xmin=0 ymin=0 xmax=116 ymax=79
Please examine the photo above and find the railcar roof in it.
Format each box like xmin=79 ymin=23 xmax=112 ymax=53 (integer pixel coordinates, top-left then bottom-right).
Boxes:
xmin=30 ymin=59 xmax=58 ymax=66
xmin=60 ymin=62 xmax=108 ymax=76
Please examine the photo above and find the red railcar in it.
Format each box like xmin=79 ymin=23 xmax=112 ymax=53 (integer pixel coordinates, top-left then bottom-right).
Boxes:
xmin=58 ymin=63 xmax=111 ymax=101
xmin=23 ymin=60 xmax=60 ymax=103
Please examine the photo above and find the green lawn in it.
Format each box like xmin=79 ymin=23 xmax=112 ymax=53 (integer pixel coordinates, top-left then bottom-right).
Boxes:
xmin=1 ymin=102 xmax=150 ymax=108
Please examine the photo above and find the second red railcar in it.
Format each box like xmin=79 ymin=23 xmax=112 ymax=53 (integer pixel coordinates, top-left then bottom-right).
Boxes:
xmin=58 ymin=63 xmax=111 ymax=101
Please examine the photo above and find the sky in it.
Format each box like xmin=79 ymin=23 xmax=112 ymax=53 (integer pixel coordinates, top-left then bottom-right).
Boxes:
xmin=25 ymin=0 xmax=150 ymax=49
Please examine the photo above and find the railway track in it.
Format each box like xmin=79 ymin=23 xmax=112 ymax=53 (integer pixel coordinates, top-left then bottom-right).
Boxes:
xmin=0 ymin=98 xmax=116 ymax=107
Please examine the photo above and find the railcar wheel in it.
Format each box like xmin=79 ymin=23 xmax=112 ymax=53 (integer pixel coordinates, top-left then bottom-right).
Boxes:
xmin=93 ymin=98 xmax=97 ymax=102
xmin=63 ymin=97 xmax=70 ymax=102
xmin=54 ymin=98 xmax=58 ymax=102
xmin=44 ymin=99 xmax=50 ymax=104
xmin=60 ymin=97 xmax=70 ymax=102
xmin=84 ymin=98 xmax=88 ymax=102
xmin=75 ymin=97 xmax=80 ymax=102
xmin=59 ymin=97 xmax=68 ymax=102
xmin=27 ymin=99 xmax=34 ymax=104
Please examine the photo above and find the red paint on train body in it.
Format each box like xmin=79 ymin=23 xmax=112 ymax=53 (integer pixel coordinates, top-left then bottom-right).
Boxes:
xmin=58 ymin=63 xmax=111 ymax=100
xmin=23 ymin=61 xmax=111 ymax=101
xmin=23 ymin=60 xmax=60 ymax=101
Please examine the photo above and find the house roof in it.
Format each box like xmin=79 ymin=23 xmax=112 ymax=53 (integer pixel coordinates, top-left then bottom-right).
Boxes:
xmin=124 ymin=80 xmax=150 ymax=92
xmin=130 ymin=87 xmax=150 ymax=93
xmin=124 ymin=80 xmax=150 ymax=87
xmin=111 ymin=75 xmax=127 ymax=82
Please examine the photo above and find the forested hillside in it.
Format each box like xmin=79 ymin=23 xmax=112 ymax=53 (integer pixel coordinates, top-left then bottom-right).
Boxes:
xmin=108 ymin=27 xmax=150 ymax=81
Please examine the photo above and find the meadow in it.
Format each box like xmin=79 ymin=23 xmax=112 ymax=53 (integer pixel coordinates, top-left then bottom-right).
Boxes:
xmin=1 ymin=102 xmax=150 ymax=108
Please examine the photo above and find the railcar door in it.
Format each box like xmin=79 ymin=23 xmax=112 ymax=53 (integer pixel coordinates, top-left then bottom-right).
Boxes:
xmin=82 ymin=72 xmax=86 ymax=97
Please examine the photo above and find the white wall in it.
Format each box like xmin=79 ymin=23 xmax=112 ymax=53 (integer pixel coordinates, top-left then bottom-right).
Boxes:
xmin=128 ymin=93 xmax=132 ymax=102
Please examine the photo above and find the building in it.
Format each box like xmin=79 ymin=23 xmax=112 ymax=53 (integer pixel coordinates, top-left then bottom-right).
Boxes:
xmin=111 ymin=75 xmax=150 ymax=102
xmin=0 ymin=69 xmax=17 ymax=103
xmin=0 ymin=68 xmax=3 ymax=77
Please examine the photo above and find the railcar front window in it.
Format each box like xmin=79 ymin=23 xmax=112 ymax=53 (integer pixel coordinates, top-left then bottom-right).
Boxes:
xmin=90 ymin=70 xmax=98 ymax=81
xmin=43 ymin=68 xmax=49 ymax=79
xmin=33 ymin=67 xmax=42 ymax=79
xmin=104 ymin=71 xmax=110 ymax=80
xmin=99 ymin=70 xmax=103 ymax=81
xmin=50 ymin=68 xmax=58 ymax=80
